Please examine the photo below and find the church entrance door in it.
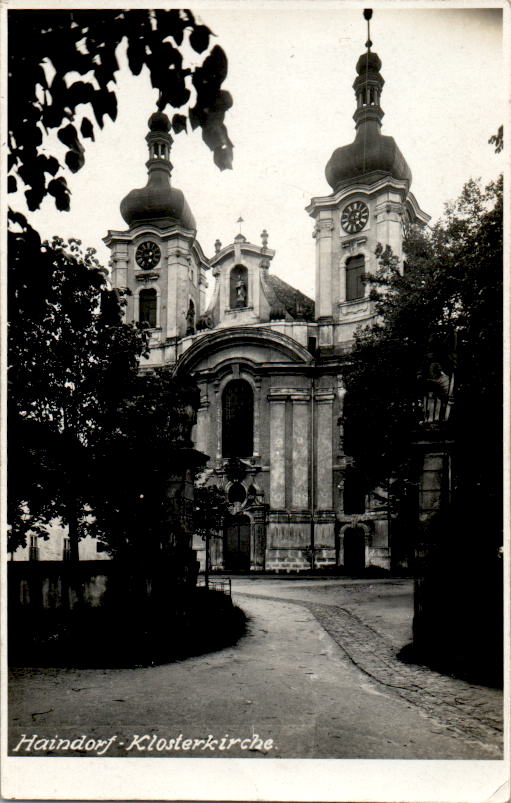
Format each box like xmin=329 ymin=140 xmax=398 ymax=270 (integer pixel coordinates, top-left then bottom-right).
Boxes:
xmin=224 ymin=515 xmax=251 ymax=571
xmin=343 ymin=527 xmax=366 ymax=574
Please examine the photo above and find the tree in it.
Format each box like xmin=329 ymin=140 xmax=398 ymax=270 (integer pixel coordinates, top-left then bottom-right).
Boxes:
xmin=7 ymin=217 xmax=148 ymax=559
xmin=8 ymin=8 xmax=234 ymax=560
xmin=91 ymin=368 xmax=202 ymax=563
xmin=8 ymin=8 xmax=233 ymax=213
xmin=344 ymin=175 xmax=503 ymax=679
xmin=344 ymin=175 xmax=503 ymax=515
xmin=193 ymin=482 xmax=231 ymax=586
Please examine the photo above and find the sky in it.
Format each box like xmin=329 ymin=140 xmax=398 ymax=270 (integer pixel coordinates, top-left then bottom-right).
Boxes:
xmin=13 ymin=4 xmax=505 ymax=299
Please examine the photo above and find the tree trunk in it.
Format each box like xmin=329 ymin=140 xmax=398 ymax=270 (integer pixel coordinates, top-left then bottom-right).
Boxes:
xmin=68 ymin=505 xmax=80 ymax=563
xmin=67 ymin=498 xmax=84 ymax=607
xmin=205 ymin=531 xmax=210 ymax=589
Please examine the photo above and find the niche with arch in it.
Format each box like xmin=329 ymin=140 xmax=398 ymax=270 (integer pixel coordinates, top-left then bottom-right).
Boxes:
xmin=230 ymin=265 xmax=248 ymax=309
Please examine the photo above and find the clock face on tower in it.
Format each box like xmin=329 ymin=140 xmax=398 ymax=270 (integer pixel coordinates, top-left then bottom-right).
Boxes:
xmin=341 ymin=201 xmax=369 ymax=234
xmin=135 ymin=241 xmax=161 ymax=269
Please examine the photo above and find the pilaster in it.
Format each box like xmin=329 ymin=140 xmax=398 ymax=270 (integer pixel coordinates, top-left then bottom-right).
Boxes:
xmin=195 ymin=385 xmax=210 ymax=456
xmin=291 ymin=394 xmax=310 ymax=509
xmin=315 ymin=390 xmax=335 ymax=510
xmin=313 ymin=217 xmax=335 ymax=319
xmin=375 ymin=197 xmax=405 ymax=265
xmin=268 ymin=392 xmax=287 ymax=509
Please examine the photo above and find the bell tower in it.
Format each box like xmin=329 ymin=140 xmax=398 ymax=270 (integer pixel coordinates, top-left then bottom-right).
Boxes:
xmin=307 ymin=10 xmax=430 ymax=348
xmin=104 ymin=111 xmax=209 ymax=367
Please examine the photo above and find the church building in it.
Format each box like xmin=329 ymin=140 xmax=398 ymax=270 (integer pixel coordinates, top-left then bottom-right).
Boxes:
xmin=103 ymin=27 xmax=429 ymax=573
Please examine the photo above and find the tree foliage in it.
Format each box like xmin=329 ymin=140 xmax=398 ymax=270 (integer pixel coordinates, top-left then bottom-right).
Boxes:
xmin=7 ymin=218 xmax=148 ymax=556
xmin=8 ymin=8 xmax=233 ymax=212
xmin=193 ymin=483 xmax=231 ymax=539
xmin=488 ymin=125 xmax=503 ymax=154
xmin=344 ymin=175 xmax=503 ymax=521
xmin=91 ymin=369 xmax=201 ymax=561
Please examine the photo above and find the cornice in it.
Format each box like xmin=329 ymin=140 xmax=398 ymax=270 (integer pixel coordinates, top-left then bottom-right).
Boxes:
xmin=173 ymin=325 xmax=314 ymax=375
xmin=307 ymin=176 xmax=412 ymax=216
xmin=103 ymin=226 xmax=211 ymax=269
xmin=405 ymin=192 xmax=431 ymax=226
xmin=210 ymin=242 xmax=276 ymax=268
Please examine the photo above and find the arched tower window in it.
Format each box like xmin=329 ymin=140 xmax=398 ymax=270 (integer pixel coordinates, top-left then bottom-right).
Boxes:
xmin=230 ymin=265 xmax=248 ymax=309
xmin=346 ymin=255 xmax=365 ymax=301
xmin=139 ymin=288 xmax=157 ymax=327
xmin=151 ymin=141 xmax=168 ymax=160
xmin=222 ymin=379 xmax=253 ymax=457
xmin=186 ymin=299 xmax=195 ymax=335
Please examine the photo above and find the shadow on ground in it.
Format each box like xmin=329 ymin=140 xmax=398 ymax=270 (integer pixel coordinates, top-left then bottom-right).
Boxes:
xmin=9 ymin=588 xmax=247 ymax=669
xmin=397 ymin=642 xmax=503 ymax=689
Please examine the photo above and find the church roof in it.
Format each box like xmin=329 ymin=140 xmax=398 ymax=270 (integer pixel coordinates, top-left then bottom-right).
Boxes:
xmin=264 ymin=274 xmax=315 ymax=321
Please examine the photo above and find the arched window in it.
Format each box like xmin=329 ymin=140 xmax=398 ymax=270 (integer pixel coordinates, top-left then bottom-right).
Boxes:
xmin=186 ymin=299 xmax=195 ymax=335
xmin=346 ymin=255 xmax=365 ymax=301
xmin=230 ymin=265 xmax=248 ymax=309
xmin=139 ymin=288 xmax=157 ymax=327
xmin=222 ymin=379 xmax=253 ymax=457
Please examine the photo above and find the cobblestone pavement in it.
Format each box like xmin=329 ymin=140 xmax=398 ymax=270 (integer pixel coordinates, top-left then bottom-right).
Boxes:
xmin=235 ymin=589 xmax=504 ymax=757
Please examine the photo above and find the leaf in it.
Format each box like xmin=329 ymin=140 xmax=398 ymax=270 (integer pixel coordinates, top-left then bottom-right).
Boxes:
xmin=47 ymin=176 xmax=70 ymax=210
xmin=201 ymin=44 xmax=228 ymax=85
xmin=80 ymin=117 xmax=95 ymax=141
xmin=189 ymin=24 xmax=210 ymax=54
xmin=57 ymin=123 xmax=80 ymax=149
xmin=37 ymin=154 xmax=59 ymax=176
xmin=153 ymin=9 xmax=189 ymax=46
xmin=65 ymin=146 xmax=85 ymax=173
xmin=172 ymin=114 xmax=187 ymax=134
xmin=126 ymin=36 xmax=146 ymax=76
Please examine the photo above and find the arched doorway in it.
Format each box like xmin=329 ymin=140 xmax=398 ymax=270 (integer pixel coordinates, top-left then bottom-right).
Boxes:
xmin=343 ymin=527 xmax=366 ymax=574
xmin=224 ymin=514 xmax=251 ymax=571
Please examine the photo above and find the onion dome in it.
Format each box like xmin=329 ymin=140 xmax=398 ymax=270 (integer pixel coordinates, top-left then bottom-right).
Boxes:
xmin=325 ymin=18 xmax=411 ymax=193
xmin=120 ymin=112 xmax=196 ymax=230
xmin=355 ymin=50 xmax=382 ymax=75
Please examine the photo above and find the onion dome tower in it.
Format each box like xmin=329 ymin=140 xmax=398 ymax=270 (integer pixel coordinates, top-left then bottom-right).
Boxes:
xmin=120 ymin=111 xmax=196 ymax=230
xmin=325 ymin=40 xmax=412 ymax=192
xmin=307 ymin=9 xmax=429 ymax=341
xmin=104 ymin=111 xmax=209 ymax=363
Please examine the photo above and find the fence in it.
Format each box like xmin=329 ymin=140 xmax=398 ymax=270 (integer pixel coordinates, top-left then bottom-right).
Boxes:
xmin=196 ymin=576 xmax=232 ymax=597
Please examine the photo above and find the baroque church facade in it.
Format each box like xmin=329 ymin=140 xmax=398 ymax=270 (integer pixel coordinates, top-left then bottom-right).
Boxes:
xmin=103 ymin=39 xmax=430 ymax=573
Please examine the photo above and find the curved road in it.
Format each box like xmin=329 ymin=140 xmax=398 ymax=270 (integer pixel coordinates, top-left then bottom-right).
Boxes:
xmin=9 ymin=581 xmax=502 ymax=759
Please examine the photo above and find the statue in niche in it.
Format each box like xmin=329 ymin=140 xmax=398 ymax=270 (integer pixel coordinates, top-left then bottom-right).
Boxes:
xmin=235 ymin=276 xmax=247 ymax=307
xmin=186 ymin=300 xmax=195 ymax=335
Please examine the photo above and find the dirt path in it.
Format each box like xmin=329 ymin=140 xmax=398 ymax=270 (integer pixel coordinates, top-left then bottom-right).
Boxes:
xmin=8 ymin=595 xmax=501 ymax=759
